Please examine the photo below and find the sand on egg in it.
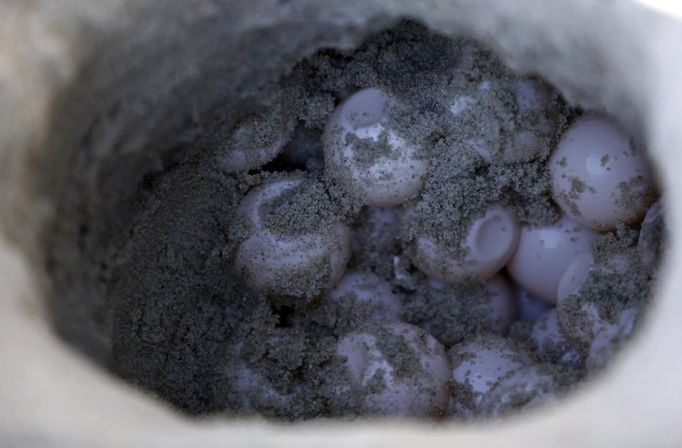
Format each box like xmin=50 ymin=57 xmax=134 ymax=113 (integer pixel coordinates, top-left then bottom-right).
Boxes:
xmin=107 ymin=21 xmax=662 ymax=420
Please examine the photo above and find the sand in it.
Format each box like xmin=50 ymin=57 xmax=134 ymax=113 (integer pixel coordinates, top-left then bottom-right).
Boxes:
xmin=105 ymin=21 xmax=660 ymax=420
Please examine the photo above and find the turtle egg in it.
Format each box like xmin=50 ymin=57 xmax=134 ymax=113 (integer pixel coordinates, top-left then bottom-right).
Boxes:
xmin=515 ymin=286 xmax=553 ymax=321
xmin=334 ymin=322 xmax=450 ymax=417
xmin=412 ymin=206 xmax=520 ymax=283
xmin=328 ymin=271 xmax=403 ymax=323
xmin=217 ymin=109 xmax=295 ymax=173
xmin=223 ymin=343 xmax=297 ymax=416
xmin=557 ymin=250 xmax=636 ymax=304
xmin=585 ymin=307 xmax=639 ymax=372
xmin=449 ymin=78 xmax=558 ymax=163
xmin=556 ymin=252 xmax=639 ymax=348
xmin=549 ymin=115 xmax=656 ymax=231
xmin=476 ymin=365 xmax=560 ymax=418
xmin=555 ymin=252 xmax=595 ymax=303
xmin=507 ymin=215 xmax=598 ymax=304
xmin=323 ymin=87 xmax=427 ymax=206
xmin=414 ymin=277 xmax=515 ymax=347
xmin=484 ymin=275 xmax=518 ymax=335
xmin=530 ymin=310 xmax=583 ymax=368
xmin=448 ymin=335 xmax=533 ymax=417
xmin=232 ymin=178 xmax=351 ymax=299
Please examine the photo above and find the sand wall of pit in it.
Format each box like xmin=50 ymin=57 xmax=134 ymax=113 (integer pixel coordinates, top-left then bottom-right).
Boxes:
xmin=1 ymin=1 xmax=682 ymax=446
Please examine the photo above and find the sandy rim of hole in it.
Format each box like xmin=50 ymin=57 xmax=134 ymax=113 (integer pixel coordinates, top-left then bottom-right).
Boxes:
xmin=1 ymin=0 xmax=682 ymax=447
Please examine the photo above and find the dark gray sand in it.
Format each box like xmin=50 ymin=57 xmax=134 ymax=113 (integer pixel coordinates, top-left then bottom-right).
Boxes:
xmin=107 ymin=21 xmax=661 ymax=419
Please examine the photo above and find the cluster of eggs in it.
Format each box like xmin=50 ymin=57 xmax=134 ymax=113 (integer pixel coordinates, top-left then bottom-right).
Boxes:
xmin=227 ymin=81 xmax=658 ymax=418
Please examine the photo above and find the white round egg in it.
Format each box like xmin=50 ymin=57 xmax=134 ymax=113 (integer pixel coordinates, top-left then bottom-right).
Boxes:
xmin=328 ymin=271 xmax=403 ymax=323
xmin=448 ymin=335 xmax=532 ymax=417
xmin=549 ymin=115 xmax=656 ymax=230
xmin=449 ymin=78 xmax=558 ymax=163
xmin=334 ymin=322 xmax=450 ymax=417
xmin=484 ymin=275 xmax=518 ymax=335
xmin=232 ymin=178 xmax=351 ymax=299
xmin=224 ymin=343 xmax=297 ymax=416
xmin=556 ymin=302 xmax=600 ymax=348
xmin=515 ymin=286 xmax=553 ymax=321
xmin=217 ymin=109 xmax=295 ymax=173
xmin=585 ymin=307 xmax=639 ymax=372
xmin=229 ymin=363 xmax=296 ymax=413
xmin=556 ymin=252 xmax=595 ymax=303
xmin=507 ymin=215 xmax=598 ymax=304
xmin=413 ymin=206 xmax=520 ymax=283
xmin=476 ymin=365 xmax=559 ymax=418
xmin=557 ymin=249 xmax=636 ymax=303
xmin=414 ymin=277 xmax=515 ymax=347
xmin=323 ymin=88 xmax=427 ymax=206
xmin=556 ymin=251 xmax=639 ymax=348
xmin=530 ymin=310 xmax=583 ymax=367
